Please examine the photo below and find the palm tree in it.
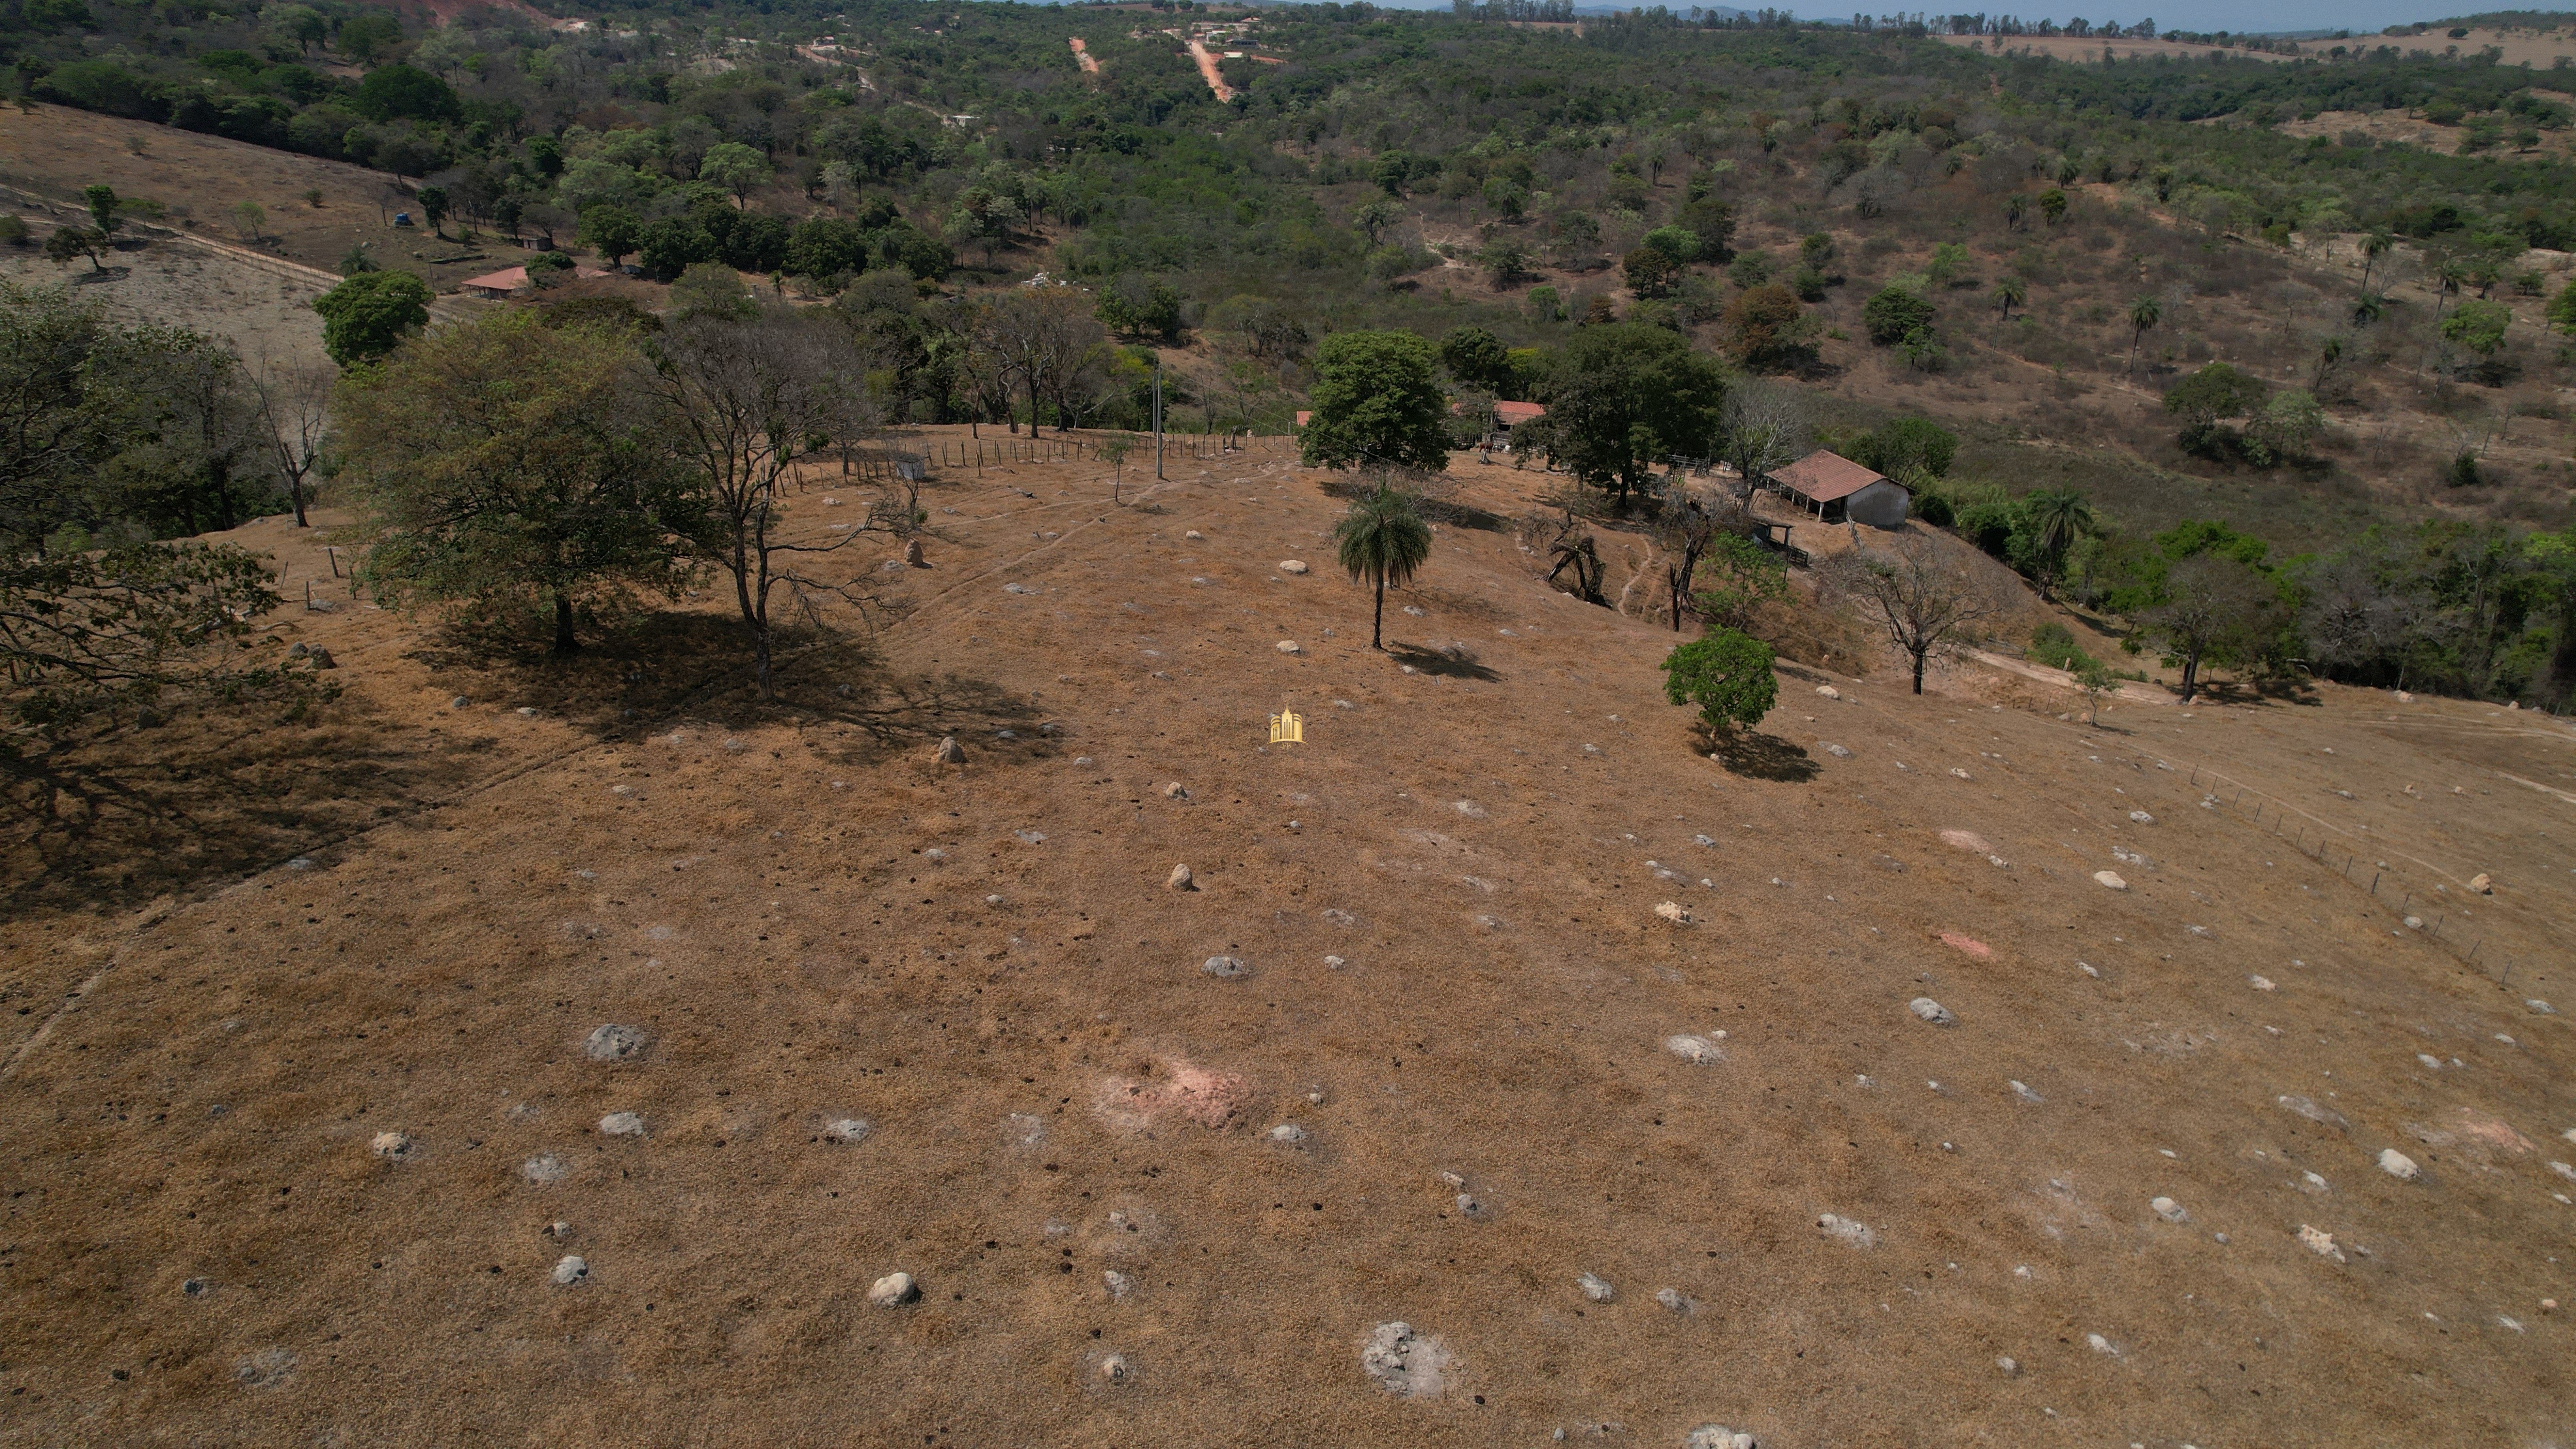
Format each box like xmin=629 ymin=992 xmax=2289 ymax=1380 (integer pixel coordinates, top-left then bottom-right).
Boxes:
xmin=2350 ymin=292 xmax=2385 ymax=328
xmin=2359 ymin=229 xmax=2392 ymax=290
xmin=1335 ymin=484 xmax=1433 ymax=651
xmin=2022 ymin=487 xmax=2096 ymax=598
xmin=1993 ymin=275 xmax=2028 ymax=318
xmin=2126 ymin=294 xmax=2162 ymax=375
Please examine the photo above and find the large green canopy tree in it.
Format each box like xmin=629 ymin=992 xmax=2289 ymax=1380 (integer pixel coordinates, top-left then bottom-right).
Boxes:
xmin=1526 ymin=323 xmax=1726 ymax=505
xmin=335 ymin=310 xmax=703 ymax=652
xmin=1300 ymin=330 xmax=1450 ymax=474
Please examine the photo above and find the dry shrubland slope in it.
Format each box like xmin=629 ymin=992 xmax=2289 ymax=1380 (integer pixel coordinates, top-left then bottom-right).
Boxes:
xmin=1 ymin=441 xmax=2568 ymax=1446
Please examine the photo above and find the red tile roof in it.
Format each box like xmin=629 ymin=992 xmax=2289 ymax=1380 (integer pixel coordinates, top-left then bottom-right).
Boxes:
xmin=1771 ymin=449 xmax=1892 ymax=503
xmin=1493 ymin=401 xmax=1546 ymax=425
xmin=460 ymin=264 xmax=610 ymax=294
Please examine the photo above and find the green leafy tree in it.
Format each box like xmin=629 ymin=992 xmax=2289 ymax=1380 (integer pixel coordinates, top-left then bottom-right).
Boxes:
xmin=2440 ymin=298 xmax=2512 ymax=359
xmin=1438 ymin=325 xmax=1514 ymax=394
xmin=1661 ymin=627 xmax=1778 ymax=731
xmin=1524 ymin=323 xmax=1724 ymax=505
xmin=415 ymin=186 xmax=448 ymax=236
xmin=44 ymin=225 xmax=111 ymax=274
xmin=2163 ymin=362 xmax=2269 ymax=453
xmin=699 ymin=143 xmax=775 ymax=206
xmin=1333 ymin=484 xmax=1433 ymax=651
xmin=2072 ymin=655 xmax=2116 ymax=724
xmin=312 ymin=271 xmax=431 ymax=367
xmin=353 ymin=64 xmax=457 ymax=124
xmin=2549 ymin=278 xmax=2576 ymax=336
xmin=1351 ymin=197 xmax=1401 ymax=246
xmin=1624 ymin=245 xmax=1683 ymax=299
xmin=2014 ymin=488 xmax=2096 ymax=599
xmin=1300 ymin=330 xmax=1449 ymax=474
xmin=1993 ymin=274 xmax=2027 ymax=317
xmin=1691 ymin=533 xmax=1789 ymax=630
xmin=336 ymin=310 xmax=703 ymax=653
xmin=80 ymin=184 xmax=121 ymax=234
xmin=1096 ymin=276 xmax=1184 ymax=342
xmin=2143 ymin=553 xmax=2274 ymax=701
xmin=1855 ymin=417 xmax=1956 ymax=481
xmin=1861 ymin=286 xmax=1934 ymax=346
xmin=578 ymin=205 xmax=642 ymax=266
xmin=1641 ymin=226 xmax=1700 ymax=265
xmin=2038 ymin=187 xmax=2069 ymax=225
xmin=0 ymin=541 xmax=292 ymax=740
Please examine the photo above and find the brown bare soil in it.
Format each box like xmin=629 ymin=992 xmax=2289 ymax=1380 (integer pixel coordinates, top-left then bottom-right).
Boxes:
xmin=0 ymin=100 xmax=551 ymax=296
xmin=1 ymin=436 xmax=2568 ymax=1445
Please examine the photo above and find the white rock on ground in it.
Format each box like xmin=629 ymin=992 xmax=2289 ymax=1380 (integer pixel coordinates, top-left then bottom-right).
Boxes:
xmin=2469 ymin=872 xmax=2492 ymax=894
xmin=1817 ymin=1214 xmax=1876 ymax=1248
xmin=1655 ymin=1288 xmax=1687 ymax=1311
xmin=934 ymin=736 xmax=965 ymax=764
xmin=370 ymin=1131 xmax=412 ymax=1161
xmin=823 ymin=1118 xmax=871 ymax=1144
xmin=2298 ymin=1224 xmax=2347 ymax=1263
xmin=1201 ymin=956 xmax=1248 ymax=978
xmin=2093 ymin=870 xmax=2128 ymax=890
xmin=2151 ymin=1196 xmax=2189 ymax=1223
xmin=2249 ymin=975 xmax=2277 ymax=991
xmin=1816 ymin=685 xmax=1840 ymax=699
xmin=522 ymin=1154 xmax=569 ymax=1185
xmin=1268 ymin=1124 xmax=1307 ymax=1143
xmin=1360 ymin=1322 xmax=1449 ymax=1399
xmin=1654 ymin=901 xmax=1693 ymax=924
xmin=1167 ymin=863 xmax=1194 ymax=890
xmin=2086 ymin=1333 xmax=2119 ymax=1356
xmin=1683 ymin=1425 xmax=1758 ymax=1449
xmin=583 ymin=1024 xmax=647 ymax=1062
xmin=1104 ymin=1271 xmax=1135 ymax=1300
xmin=551 ymin=1256 xmax=588 ymax=1287
xmin=598 ymin=1112 xmax=645 ymax=1137
xmin=1279 ymin=560 xmax=1309 ymax=574
xmin=1908 ymin=998 xmax=1956 ymax=1026
xmin=1277 ymin=640 xmax=1303 ymax=654
xmin=1162 ymin=781 xmax=1189 ymax=799
xmin=869 ymin=1272 xmax=920 ymax=1307
xmin=1097 ymin=1353 xmax=1134 ymax=1384
xmin=1576 ymin=1273 xmax=1615 ymax=1303
xmin=1665 ymin=1034 xmax=1725 ymax=1064
xmin=2129 ymin=810 xmax=2155 ymax=824
xmin=2378 ymin=1148 xmax=2422 ymax=1181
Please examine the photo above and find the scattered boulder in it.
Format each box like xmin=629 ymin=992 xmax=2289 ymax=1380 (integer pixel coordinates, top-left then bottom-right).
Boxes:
xmin=1654 ymin=901 xmax=1693 ymax=925
xmin=2150 ymin=1196 xmax=2189 ymax=1223
xmin=903 ymin=538 xmax=925 ymax=567
xmin=522 ymin=1153 xmax=570 ymax=1185
xmin=1201 ymin=956 xmax=1248 ymax=979
xmin=1908 ymin=998 xmax=1956 ymax=1026
xmin=1684 ymin=1426 xmax=1758 ymax=1449
xmin=2298 ymin=1224 xmax=2347 ymax=1263
xmin=1820 ymin=742 xmax=1852 ymax=758
xmin=869 ymin=1272 xmax=920 ymax=1307
xmin=1184 ymin=530 xmax=1205 ymax=540
xmin=2468 ymin=872 xmax=2492 ymax=894
xmin=1104 ymin=1271 xmax=1135 ymax=1300
xmin=1665 ymin=1033 xmax=1725 ymax=1063
xmin=1097 ymin=1353 xmax=1135 ymax=1385
xmin=369 ymin=1131 xmax=413 ymax=1161
xmin=1267 ymin=1123 xmax=1307 ymax=1143
xmin=1161 ymin=782 xmax=1189 ymax=799
xmin=1167 ymin=863 xmax=1195 ymax=891
xmin=598 ymin=1112 xmax=645 ymax=1138
xmin=1276 ymin=640 xmax=1303 ymax=654
xmin=1655 ymin=1288 xmax=1688 ymax=1312
xmin=1816 ymin=685 xmax=1840 ymax=699
xmin=934 ymin=736 xmax=966 ymax=765
xmin=1360 ymin=1321 xmax=1449 ymax=1399
xmin=583 ymin=1024 xmax=647 ymax=1063
xmin=2093 ymin=870 xmax=2128 ymax=890
xmin=1279 ymin=560 xmax=1310 ymax=575
xmin=551 ymin=1256 xmax=589 ymax=1287
xmin=2378 ymin=1148 xmax=2421 ymax=1181
xmin=1576 ymin=1272 xmax=1615 ymax=1303
xmin=450 ymin=696 xmax=471 ymax=710
xmin=2279 ymin=1095 xmax=2351 ymax=1131
xmin=1817 ymin=1213 xmax=1876 ymax=1248
xmin=2128 ymin=810 xmax=2154 ymax=824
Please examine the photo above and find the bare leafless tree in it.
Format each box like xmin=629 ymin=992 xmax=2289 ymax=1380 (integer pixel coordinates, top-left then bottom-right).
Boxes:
xmin=248 ymin=354 xmax=334 ymax=527
xmin=974 ymin=286 xmax=1109 ymax=434
xmin=1824 ymin=534 xmax=2003 ymax=694
xmin=1719 ymin=380 xmax=1813 ymax=497
xmin=1647 ymin=475 xmax=1748 ymax=630
xmin=648 ymin=307 xmax=883 ymax=698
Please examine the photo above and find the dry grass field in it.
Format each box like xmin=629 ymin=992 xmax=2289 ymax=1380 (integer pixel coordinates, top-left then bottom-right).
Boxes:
xmin=0 ymin=437 xmax=2567 ymax=1445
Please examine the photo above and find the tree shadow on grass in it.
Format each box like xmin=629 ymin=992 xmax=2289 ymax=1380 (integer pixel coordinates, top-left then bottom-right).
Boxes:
xmin=1691 ymin=722 xmax=1821 ymax=783
xmin=1388 ymin=642 xmax=1502 ymax=681
xmin=2195 ymin=678 xmax=2321 ymax=708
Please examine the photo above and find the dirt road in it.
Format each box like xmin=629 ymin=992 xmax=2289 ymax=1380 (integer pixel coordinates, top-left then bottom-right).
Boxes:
xmin=1069 ymin=36 xmax=1100 ymax=73
xmin=1186 ymin=38 xmax=1234 ymax=101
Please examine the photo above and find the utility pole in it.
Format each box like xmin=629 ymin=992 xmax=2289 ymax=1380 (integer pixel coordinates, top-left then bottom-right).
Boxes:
xmin=1153 ymin=356 xmax=1165 ymax=481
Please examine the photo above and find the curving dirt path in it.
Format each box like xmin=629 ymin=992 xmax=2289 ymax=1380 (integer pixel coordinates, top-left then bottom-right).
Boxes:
xmin=1068 ymin=36 xmax=1100 ymax=73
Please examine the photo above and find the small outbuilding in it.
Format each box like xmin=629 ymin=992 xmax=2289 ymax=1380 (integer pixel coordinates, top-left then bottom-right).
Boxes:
xmin=1767 ymin=449 xmax=1911 ymax=529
